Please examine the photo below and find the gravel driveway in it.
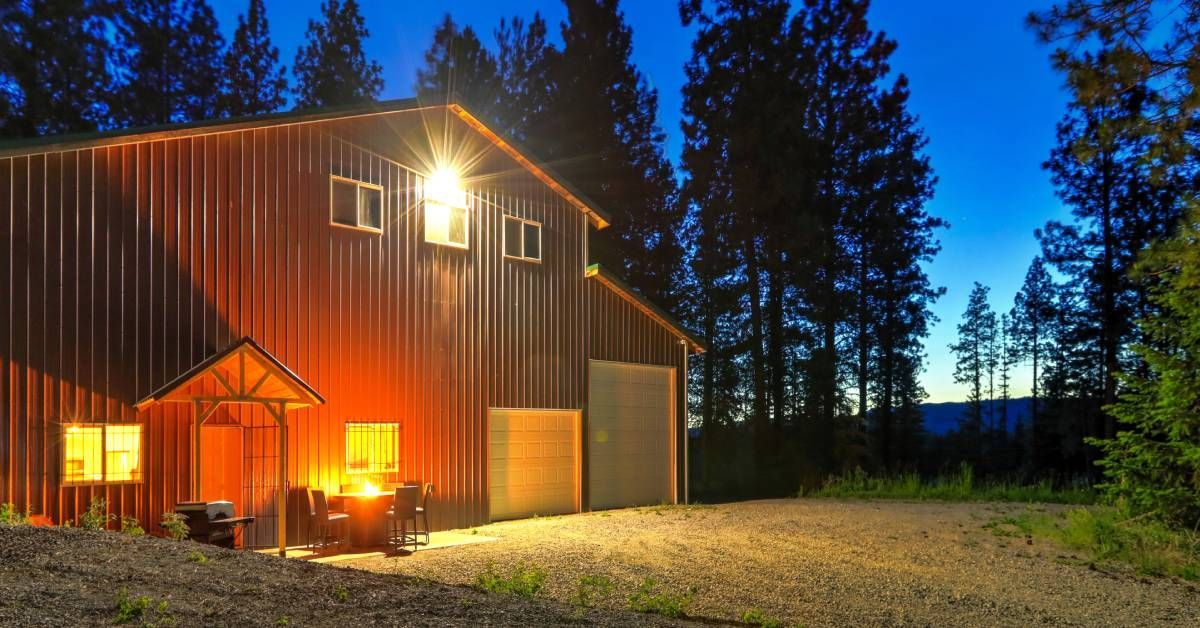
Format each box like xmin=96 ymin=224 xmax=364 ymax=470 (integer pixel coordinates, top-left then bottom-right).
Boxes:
xmin=0 ymin=524 xmax=691 ymax=627
xmin=348 ymin=499 xmax=1200 ymax=627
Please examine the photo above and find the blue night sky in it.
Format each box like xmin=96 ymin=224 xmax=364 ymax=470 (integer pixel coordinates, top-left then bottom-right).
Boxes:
xmin=210 ymin=0 xmax=1074 ymax=403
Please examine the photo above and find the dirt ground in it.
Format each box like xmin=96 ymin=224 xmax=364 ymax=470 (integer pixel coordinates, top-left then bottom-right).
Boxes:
xmin=0 ymin=524 xmax=691 ymax=627
xmin=348 ymin=499 xmax=1200 ymax=627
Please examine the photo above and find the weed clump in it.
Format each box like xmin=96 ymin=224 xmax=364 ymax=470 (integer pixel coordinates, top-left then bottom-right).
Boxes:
xmin=627 ymin=577 xmax=696 ymax=618
xmin=474 ymin=562 xmax=547 ymax=597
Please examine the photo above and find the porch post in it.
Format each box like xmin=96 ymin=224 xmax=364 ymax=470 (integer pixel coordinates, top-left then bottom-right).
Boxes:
xmin=192 ymin=400 xmax=202 ymax=499
xmin=265 ymin=401 xmax=288 ymax=557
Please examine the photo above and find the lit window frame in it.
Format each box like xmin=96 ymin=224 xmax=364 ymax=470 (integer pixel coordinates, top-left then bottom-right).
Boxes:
xmin=329 ymin=174 xmax=385 ymax=234
xmin=61 ymin=423 xmax=144 ymax=486
xmin=423 ymin=180 xmax=469 ymax=250
xmin=503 ymin=215 xmax=542 ymax=263
xmin=344 ymin=421 xmax=401 ymax=475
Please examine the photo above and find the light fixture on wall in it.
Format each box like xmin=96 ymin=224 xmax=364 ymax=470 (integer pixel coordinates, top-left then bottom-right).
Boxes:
xmin=426 ymin=167 xmax=466 ymax=208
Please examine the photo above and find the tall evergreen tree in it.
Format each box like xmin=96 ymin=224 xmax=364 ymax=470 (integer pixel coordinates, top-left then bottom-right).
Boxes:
xmin=1097 ymin=206 xmax=1200 ymax=527
xmin=416 ymin=15 xmax=502 ymax=117
xmin=220 ymin=0 xmax=287 ymax=116
xmin=110 ymin=0 xmax=226 ymax=125
xmin=293 ymin=0 xmax=383 ymax=108
xmin=0 ymin=0 xmax=113 ymax=137
xmin=1011 ymin=257 xmax=1055 ymax=427
xmin=539 ymin=0 xmax=683 ymax=311
xmin=494 ymin=14 xmax=557 ymax=142
xmin=949 ymin=283 xmax=994 ymax=464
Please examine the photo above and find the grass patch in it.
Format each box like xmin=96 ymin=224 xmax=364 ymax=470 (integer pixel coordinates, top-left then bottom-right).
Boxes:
xmin=994 ymin=507 xmax=1199 ymax=581
xmin=805 ymin=465 xmax=1094 ymax=505
xmin=741 ymin=608 xmax=785 ymax=627
xmin=627 ymin=577 xmax=697 ymax=618
xmin=570 ymin=574 xmax=614 ymax=610
xmin=474 ymin=562 xmax=547 ymax=597
xmin=185 ymin=549 xmax=208 ymax=564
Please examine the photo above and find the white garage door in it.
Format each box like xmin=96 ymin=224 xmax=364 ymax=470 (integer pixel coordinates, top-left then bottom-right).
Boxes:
xmin=488 ymin=409 xmax=579 ymax=521
xmin=588 ymin=360 xmax=675 ymax=510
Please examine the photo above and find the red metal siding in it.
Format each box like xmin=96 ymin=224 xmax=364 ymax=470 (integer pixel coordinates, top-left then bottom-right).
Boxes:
xmin=0 ymin=109 xmax=686 ymax=541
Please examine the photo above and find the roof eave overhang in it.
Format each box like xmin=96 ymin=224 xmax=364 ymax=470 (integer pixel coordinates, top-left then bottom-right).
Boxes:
xmin=585 ymin=264 xmax=706 ymax=354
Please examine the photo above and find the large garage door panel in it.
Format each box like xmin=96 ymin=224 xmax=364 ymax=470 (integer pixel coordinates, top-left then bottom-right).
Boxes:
xmin=588 ymin=361 xmax=674 ymax=511
xmin=489 ymin=409 xmax=579 ymax=521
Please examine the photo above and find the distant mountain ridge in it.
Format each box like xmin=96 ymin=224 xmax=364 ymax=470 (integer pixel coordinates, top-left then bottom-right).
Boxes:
xmin=920 ymin=397 xmax=1033 ymax=435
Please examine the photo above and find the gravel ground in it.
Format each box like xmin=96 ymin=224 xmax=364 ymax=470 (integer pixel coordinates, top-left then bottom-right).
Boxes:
xmin=348 ymin=499 xmax=1200 ymax=627
xmin=0 ymin=524 xmax=695 ymax=627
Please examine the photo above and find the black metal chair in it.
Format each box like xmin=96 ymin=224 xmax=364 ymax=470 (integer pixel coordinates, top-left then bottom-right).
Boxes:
xmin=415 ymin=483 xmax=434 ymax=545
xmin=384 ymin=485 xmax=420 ymax=553
xmin=307 ymin=488 xmax=349 ymax=553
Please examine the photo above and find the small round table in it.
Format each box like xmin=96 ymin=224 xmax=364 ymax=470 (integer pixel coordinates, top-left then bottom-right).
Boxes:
xmin=330 ymin=491 xmax=392 ymax=548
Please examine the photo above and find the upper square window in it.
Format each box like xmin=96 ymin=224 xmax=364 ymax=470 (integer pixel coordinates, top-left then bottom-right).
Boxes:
xmin=503 ymin=215 xmax=541 ymax=262
xmin=331 ymin=176 xmax=383 ymax=232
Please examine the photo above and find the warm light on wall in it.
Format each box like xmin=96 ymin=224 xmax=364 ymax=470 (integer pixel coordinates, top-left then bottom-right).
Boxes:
xmin=62 ymin=423 xmax=142 ymax=484
xmin=423 ymin=167 xmax=469 ymax=248
xmin=345 ymin=422 xmax=400 ymax=475
xmin=426 ymin=167 xmax=466 ymax=208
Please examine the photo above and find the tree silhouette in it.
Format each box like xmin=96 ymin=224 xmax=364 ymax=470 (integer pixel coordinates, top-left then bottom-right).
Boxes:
xmin=220 ymin=0 xmax=287 ymax=116
xmin=110 ymin=0 xmax=226 ymax=125
xmin=0 ymin=0 xmax=113 ymax=137
xmin=293 ymin=0 xmax=383 ymax=108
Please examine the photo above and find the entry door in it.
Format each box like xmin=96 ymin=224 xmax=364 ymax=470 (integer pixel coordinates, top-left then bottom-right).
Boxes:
xmin=588 ymin=360 xmax=675 ymax=510
xmin=488 ymin=409 xmax=579 ymax=521
xmin=200 ymin=425 xmax=243 ymax=542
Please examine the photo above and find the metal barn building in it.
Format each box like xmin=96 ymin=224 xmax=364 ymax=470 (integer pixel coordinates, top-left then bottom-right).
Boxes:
xmin=0 ymin=100 xmax=703 ymax=553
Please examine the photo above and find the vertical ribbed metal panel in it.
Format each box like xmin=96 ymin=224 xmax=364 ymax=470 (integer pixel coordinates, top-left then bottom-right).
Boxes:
xmin=0 ymin=109 xmax=689 ymax=538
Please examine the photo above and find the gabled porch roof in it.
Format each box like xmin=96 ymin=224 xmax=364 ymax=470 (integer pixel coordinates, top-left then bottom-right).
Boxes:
xmin=135 ymin=337 xmax=324 ymax=411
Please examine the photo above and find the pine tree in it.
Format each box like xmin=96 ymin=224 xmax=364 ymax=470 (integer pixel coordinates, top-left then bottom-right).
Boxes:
xmin=0 ymin=0 xmax=113 ymax=137
xmin=1012 ymin=258 xmax=1053 ymax=428
xmin=293 ymin=0 xmax=383 ymax=108
xmin=949 ymin=283 xmax=995 ymax=465
xmin=110 ymin=0 xmax=226 ymax=125
xmin=220 ymin=0 xmax=287 ymax=116
xmin=494 ymin=13 xmax=557 ymax=142
xmin=1096 ymin=206 xmax=1200 ymax=526
xmin=416 ymin=15 xmax=502 ymax=117
xmin=540 ymin=0 xmax=682 ymax=311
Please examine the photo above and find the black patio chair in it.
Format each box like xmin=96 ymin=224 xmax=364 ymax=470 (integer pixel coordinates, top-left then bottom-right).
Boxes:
xmin=384 ymin=485 xmax=420 ymax=553
xmin=307 ymin=488 xmax=349 ymax=553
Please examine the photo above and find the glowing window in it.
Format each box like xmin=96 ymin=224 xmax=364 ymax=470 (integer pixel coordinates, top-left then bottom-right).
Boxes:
xmin=423 ymin=170 xmax=468 ymax=249
xmin=503 ymin=215 xmax=542 ymax=262
xmin=345 ymin=422 xmax=400 ymax=475
xmin=330 ymin=175 xmax=384 ymax=232
xmin=63 ymin=424 xmax=143 ymax=485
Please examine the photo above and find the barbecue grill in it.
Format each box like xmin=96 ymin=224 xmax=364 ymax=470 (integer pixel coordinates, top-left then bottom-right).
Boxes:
xmin=171 ymin=501 xmax=254 ymax=548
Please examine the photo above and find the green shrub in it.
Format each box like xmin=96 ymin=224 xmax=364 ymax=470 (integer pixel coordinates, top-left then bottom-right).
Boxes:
xmin=570 ymin=574 xmax=613 ymax=609
xmin=114 ymin=588 xmax=150 ymax=624
xmin=120 ymin=516 xmax=144 ymax=536
xmin=0 ymin=502 xmax=29 ymax=525
xmin=333 ymin=584 xmax=349 ymax=602
xmin=742 ymin=608 xmax=784 ymax=628
xmin=474 ymin=562 xmax=547 ymax=597
xmin=160 ymin=512 xmax=190 ymax=541
xmin=79 ymin=496 xmax=113 ymax=530
xmin=627 ymin=577 xmax=696 ymax=618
